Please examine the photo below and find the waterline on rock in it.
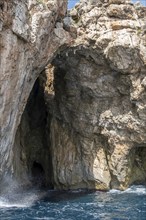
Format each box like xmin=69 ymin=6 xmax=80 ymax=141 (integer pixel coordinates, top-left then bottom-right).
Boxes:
xmin=109 ymin=185 xmax=146 ymax=195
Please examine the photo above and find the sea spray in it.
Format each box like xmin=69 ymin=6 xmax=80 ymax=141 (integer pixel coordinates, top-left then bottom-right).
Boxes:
xmin=0 ymin=175 xmax=46 ymax=208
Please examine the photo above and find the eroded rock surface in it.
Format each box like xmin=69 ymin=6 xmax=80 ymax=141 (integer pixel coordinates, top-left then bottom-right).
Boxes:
xmin=0 ymin=0 xmax=71 ymax=188
xmin=46 ymin=0 xmax=146 ymax=190
xmin=1 ymin=0 xmax=146 ymax=191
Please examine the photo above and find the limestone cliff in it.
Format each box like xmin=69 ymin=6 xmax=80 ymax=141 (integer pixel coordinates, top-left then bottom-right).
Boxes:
xmin=47 ymin=0 xmax=146 ymax=190
xmin=0 ymin=0 xmax=71 ymax=190
xmin=1 ymin=0 xmax=146 ymax=192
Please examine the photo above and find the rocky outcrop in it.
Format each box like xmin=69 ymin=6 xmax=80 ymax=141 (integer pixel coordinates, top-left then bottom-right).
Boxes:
xmin=0 ymin=0 xmax=71 ymax=189
xmin=46 ymin=0 xmax=146 ymax=190
xmin=1 ymin=0 xmax=146 ymax=192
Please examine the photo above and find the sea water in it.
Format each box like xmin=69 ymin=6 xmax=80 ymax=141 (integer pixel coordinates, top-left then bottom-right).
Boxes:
xmin=0 ymin=185 xmax=146 ymax=220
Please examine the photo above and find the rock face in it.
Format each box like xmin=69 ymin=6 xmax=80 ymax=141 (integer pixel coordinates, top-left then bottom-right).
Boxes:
xmin=0 ymin=0 xmax=71 ymax=189
xmin=1 ymin=0 xmax=146 ymax=192
xmin=47 ymin=0 xmax=146 ymax=190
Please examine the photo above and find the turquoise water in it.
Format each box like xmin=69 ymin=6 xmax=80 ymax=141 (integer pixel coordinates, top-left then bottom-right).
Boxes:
xmin=0 ymin=185 xmax=146 ymax=220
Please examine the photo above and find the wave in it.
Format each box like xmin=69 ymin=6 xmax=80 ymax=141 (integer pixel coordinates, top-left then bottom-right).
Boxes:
xmin=0 ymin=190 xmax=46 ymax=208
xmin=109 ymin=185 xmax=146 ymax=195
xmin=0 ymin=185 xmax=145 ymax=209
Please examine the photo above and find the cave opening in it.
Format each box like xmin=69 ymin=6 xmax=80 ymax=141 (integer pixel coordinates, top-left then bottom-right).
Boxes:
xmin=13 ymin=44 xmax=146 ymax=191
xmin=13 ymin=70 xmax=54 ymax=190
xmin=31 ymin=161 xmax=45 ymax=188
xmin=131 ymin=146 xmax=146 ymax=185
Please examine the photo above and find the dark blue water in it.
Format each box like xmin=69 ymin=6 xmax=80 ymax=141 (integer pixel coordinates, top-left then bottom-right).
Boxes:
xmin=0 ymin=185 xmax=146 ymax=220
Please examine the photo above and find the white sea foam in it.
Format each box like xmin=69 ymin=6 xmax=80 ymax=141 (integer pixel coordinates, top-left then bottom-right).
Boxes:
xmin=109 ymin=185 xmax=146 ymax=195
xmin=0 ymin=190 xmax=46 ymax=208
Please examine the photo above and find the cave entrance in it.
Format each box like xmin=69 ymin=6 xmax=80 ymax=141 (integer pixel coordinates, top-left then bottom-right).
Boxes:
xmin=131 ymin=146 xmax=146 ymax=185
xmin=31 ymin=161 xmax=45 ymax=188
xmin=13 ymin=70 xmax=54 ymax=190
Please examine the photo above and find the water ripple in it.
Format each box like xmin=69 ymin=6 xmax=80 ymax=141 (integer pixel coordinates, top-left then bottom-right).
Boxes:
xmin=0 ymin=185 xmax=146 ymax=220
